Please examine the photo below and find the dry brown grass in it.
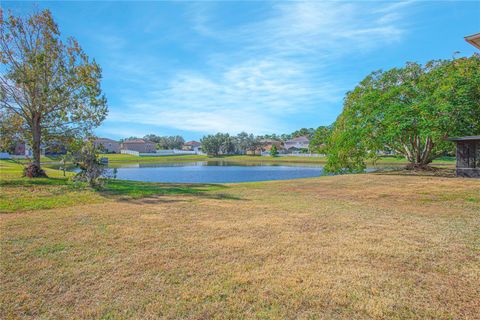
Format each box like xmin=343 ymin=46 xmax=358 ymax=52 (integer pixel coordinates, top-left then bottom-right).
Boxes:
xmin=1 ymin=173 xmax=479 ymax=319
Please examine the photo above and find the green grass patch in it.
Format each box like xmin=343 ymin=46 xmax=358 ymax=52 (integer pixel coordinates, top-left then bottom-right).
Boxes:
xmin=0 ymin=160 xmax=225 ymax=213
xmin=101 ymin=179 xmax=224 ymax=198
xmin=101 ymin=153 xmax=455 ymax=166
xmin=33 ymin=243 xmax=68 ymax=257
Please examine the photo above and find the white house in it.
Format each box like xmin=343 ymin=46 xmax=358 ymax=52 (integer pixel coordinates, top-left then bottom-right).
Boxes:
xmin=183 ymin=141 xmax=201 ymax=153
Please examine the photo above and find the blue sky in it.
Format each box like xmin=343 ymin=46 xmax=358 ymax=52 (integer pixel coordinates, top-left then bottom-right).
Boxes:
xmin=4 ymin=1 xmax=480 ymax=140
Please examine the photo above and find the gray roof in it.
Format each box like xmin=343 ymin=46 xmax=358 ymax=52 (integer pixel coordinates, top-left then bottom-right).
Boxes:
xmin=285 ymin=136 xmax=309 ymax=143
xmin=447 ymin=136 xmax=480 ymax=141
xmin=95 ymin=138 xmax=119 ymax=143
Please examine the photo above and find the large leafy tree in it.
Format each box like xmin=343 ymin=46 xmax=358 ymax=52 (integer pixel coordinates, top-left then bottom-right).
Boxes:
xmin=291 ymin=127 xmax=315 ymax=139
xmin=234 ymin=132 xmax=260 ymax=154
xmin=326 ymin=56 xmax=480 ymax=172
xmin=0 ymin=9 xmax=107 ymax=176
xmin=143 ymin=134 xmax=162 ymax=144
xmin=151 ymin=135 xmax=185 ymax=150
xmin=201 ymin=134 xmax=223 ymax=156
xmin=201 ymin=133 xmax=236 ymax=156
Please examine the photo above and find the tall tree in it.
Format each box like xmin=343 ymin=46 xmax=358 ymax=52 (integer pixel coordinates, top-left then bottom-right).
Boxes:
xmin=0 ymin=9 xmax=107 ymax=176
xmin=235 ymin=132 xmax=250 ymax=154
xmin=169 ymin=135 xmax=185 ymax=150
xmin=153 ymin=135 xmax=185 ymax=149
xmin=326 ymin=56 xmax=480 ymax=172
xmin=220 ymin=133 xmax=235 ymax=155
xmin=201 ymin=133 xmax=235 ymax=156
xmin=143 ymin=134 xmax=162 ymax=144
xmin=200 ymin=134 xmax=223 ymax=156
xmin=291 ymin=128 xmax=315 ymax=139
xmin=309 ymin=125 xmax=332 ymax=154
xmin=234 ymin=132 xmax=260 ymax=154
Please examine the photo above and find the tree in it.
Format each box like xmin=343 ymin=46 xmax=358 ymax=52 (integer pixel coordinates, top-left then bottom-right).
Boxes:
xmin=169 ymin=135 xmax=185 ymax=149
xmin=309 ymin=125 xmax=332 ymax=154
xmin=200 ymin=134 xmax=223 ymax=156
xmin=119 ymin=136 xmax=139 ymax=143
xmin=291 ymin=128 xmax=315 ymax=139
xmin=70 ymin=139 xmax=106 ymax=188
xmin=143 ymin=134 xmax=162 ymax=144
xmin=269 ymin=144 xmax=279 ymax=157
xmin=153 ymin=135 xmax=185 ymax=150
xmin=220 ymin=133 xmax=235 ymax=154
xmin=0 ymin=9 xmax=107 ymax=177
xmin=326 ymin=56 xmax=480 ymax=172
xmin=234 ymin=132 xmax=250 ymax=154
xmin=201 ymin=133 xmax=235 ymax=156
xmin=0 ymin=108 xmax=23 ymax=153
xmin=234 ymin=132 xmax=260 ymax=154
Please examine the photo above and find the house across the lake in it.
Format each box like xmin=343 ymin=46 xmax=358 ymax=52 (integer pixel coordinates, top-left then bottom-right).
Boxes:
xmin=256 ymin=139 xmax=284 ymax=155
xmin=183 ymin=141 xmax=201 ymax=152
xmin=93 ymin=138 xmax=120 ymax=153
xmin=121 ymin=139 xmax=156 ymax=153
xmin=284 ymin=136 xmax=310 ymax=153
xmin=448 ymin=136 xmax=480 ymax=178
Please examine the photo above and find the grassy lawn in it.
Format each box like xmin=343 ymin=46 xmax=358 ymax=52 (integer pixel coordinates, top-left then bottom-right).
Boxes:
xmin=1 ymin=159 xmax=478 ymax=319
xmin=101 ymin=153 xmax=455 ymax=166
xmin=0 ymin=161 xmax=222 ymax=213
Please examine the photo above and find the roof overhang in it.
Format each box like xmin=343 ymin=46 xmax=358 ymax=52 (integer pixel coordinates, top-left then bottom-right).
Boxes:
xmin=465 ymin=33 xmax=480 ymax=49
xmin=447 ymin=136 xmax=480 ymax=142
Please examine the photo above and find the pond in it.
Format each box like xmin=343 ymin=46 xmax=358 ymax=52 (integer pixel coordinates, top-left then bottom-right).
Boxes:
xmin=102 ymin=161 xmax=378 ymax=183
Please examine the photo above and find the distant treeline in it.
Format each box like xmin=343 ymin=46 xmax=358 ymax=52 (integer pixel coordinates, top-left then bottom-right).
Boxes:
xmin=117 ymin=127 xmax=332 ymax=156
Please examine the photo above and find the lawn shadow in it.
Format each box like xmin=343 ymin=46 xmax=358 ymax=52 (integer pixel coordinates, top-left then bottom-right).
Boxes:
xmin=0 ymin=177 xmax=70 ymax=187
xmin=374 ymin=167 xmax=456 ymax=178
xmin=97 ymin=179 xmax=245 ymax=203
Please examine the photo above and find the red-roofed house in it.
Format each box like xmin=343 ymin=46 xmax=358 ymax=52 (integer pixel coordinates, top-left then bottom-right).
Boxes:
xmin=183 ymin=141 xmax=201 ymax=152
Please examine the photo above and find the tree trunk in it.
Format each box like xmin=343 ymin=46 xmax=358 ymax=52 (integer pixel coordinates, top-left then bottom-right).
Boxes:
xmin=406 ymin=136 xmax=434 ymax=170
xmin=24 ymin=116 xmax=47 ymax=178
xmin=32 ymin=121 xmax=41 ymax=168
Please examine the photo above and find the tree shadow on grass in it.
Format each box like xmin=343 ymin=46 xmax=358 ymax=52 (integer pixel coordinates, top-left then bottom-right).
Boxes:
xmin=98 ymin=179 xmax=244 ymax=203
xmin=0 ymin=173 xmax=245 ymax=206
xmin=0 ymin=177 xmax=69 ymax=187
xmin=374 ymin=167 xmax=456 ymax=178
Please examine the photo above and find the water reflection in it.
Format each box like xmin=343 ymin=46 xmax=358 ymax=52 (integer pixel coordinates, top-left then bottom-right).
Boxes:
xmin=57 ymin=161 xmax=397 ymax=184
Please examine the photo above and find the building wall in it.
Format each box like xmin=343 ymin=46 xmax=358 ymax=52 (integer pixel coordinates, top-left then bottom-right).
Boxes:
xmin=94 ymin=141 xmax=120 ymax=153
xmin=121 ymin=142 xmax=156 ymax=153
xmin=14 ymin=143 xmax=26 ymax=156
xmin=456 ymin=141 xmax=480 ymax=178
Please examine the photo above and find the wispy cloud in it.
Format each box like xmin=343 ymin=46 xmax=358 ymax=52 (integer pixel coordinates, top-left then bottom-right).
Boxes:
xmin=103 ymin=1 xmax=416 ymax=136
xmin=109 ymin=58 xmax=341 ymax=134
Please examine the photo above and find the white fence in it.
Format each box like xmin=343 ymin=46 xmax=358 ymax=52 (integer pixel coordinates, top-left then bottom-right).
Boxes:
xmin=0 ymin=153 xmax=30 ymax=160
xmin=0 ymin=152 xmax=11 ymax=159
xmin=121 ymin=149 xmax=199 ymax=157
xmin=121 ymin=150 xmax=140 ymax=156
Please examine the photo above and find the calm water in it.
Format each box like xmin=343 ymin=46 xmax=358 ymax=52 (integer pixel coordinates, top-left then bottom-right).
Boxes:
xmin=107 ymin=161 xmax=331 ymax=183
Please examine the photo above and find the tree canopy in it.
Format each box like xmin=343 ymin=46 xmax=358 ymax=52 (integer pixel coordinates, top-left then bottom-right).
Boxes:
xmin=309 ymin=126 xmax=332 ymax=154
xmin=234 ymin=132 xmax=261 ymax=154
xmin=143 ymin=134 xmax=185 ymax=150
xmin=200 ymin=133 xmax=236 ymax=156
xmin=0 ymin=9 xmax=107 ymax=176
xmin=326 ymin=55 xmax=480 ymax=172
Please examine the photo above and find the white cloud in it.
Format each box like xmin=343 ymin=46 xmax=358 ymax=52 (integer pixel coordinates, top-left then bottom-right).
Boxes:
xmin=108 ymin=58 xmax=336 ymax=134
xmin=105 ymin=1 xmax=415 ymax=135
